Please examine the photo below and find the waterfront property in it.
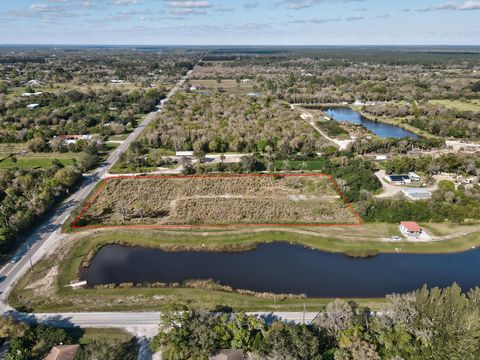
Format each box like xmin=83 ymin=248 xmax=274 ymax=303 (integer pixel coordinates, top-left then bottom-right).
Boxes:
xmin=402 ymin=188 xmax=432 ymax=200
xmin=400 ymin=221 xmax=423 ymax=237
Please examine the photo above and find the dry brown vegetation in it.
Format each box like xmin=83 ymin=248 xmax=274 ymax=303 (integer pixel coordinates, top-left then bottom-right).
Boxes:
xmin=79 ymin=175 xmax=357 ymax=226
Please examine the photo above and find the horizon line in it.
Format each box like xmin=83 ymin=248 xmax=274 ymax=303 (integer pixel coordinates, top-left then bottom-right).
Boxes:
xmin=1 ymin=44 xmax=480 ymax=47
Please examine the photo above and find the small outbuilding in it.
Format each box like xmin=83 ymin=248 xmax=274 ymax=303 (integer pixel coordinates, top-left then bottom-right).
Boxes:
xmin=26 ymin=103 xmax=40 ymax=110
xmin=400 ymin=221 xmax=422 ymax=238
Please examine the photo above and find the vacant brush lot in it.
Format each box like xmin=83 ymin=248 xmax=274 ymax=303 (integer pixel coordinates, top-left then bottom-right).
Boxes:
xmin=77 ymin=175 xmax=358 ymax=227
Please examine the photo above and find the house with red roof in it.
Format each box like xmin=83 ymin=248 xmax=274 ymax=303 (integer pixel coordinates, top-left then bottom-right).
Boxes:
xmin=400 ymin=221 xmax=422 ymax=238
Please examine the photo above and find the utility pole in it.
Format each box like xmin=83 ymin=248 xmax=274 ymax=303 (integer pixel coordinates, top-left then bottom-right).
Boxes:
xmin=303 ymin=303 xmax=306 ymax=324
xmin=27 ymin=244 xmax=34 ymax=275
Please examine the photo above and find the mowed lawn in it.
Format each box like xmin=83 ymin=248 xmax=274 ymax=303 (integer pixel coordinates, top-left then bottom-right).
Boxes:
xmin=0 ymin=155 xmax=78 ymax=169
xmin=429 ymin=99 xmax=480 ymax=112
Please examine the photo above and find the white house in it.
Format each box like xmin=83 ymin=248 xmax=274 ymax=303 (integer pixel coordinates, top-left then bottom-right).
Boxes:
xmin=110 ymin=79 xmax=124 ymax=84
xmin=27 ymin=79 xmax=39 ymax=86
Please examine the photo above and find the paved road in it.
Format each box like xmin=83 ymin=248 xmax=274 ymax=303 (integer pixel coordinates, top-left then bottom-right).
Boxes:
xmin=11 ymin=311 xmax=318 ymax=329
xmin=0 ymin=68 xmax=194 ymax=314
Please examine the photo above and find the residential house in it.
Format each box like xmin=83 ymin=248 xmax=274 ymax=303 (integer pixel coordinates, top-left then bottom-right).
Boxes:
xmin=400 ymin=221 xmax=422 ymax=238
xmin=44 ymin=344 xmax=79 ymax=360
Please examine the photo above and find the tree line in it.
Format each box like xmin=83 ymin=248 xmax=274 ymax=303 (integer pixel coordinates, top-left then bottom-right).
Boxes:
xmin=151 ymin=284 xmax=480 ymax=360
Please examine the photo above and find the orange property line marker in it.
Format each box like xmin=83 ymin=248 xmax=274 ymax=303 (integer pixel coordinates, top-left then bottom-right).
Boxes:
xmin=71 ymin=173 xmax=363 ymax=230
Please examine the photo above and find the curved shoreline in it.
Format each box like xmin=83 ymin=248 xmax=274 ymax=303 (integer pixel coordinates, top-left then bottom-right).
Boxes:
xmin=71 ymin=227 xmax=480 ymax=275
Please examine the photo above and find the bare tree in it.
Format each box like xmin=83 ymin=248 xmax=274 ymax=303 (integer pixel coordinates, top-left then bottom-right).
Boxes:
xmin=116 ymin=199 xmax=130 ymax=221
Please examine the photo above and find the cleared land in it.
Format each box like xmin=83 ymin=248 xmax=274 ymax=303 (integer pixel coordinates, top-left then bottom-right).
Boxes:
xmin=189 ymin=79 xmax=254 ymax=94
xmin=75 ymin=174 xmax=359 ymax=227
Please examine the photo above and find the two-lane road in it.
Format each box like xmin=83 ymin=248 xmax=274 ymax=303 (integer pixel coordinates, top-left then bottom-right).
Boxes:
xmin=0 ymin=68 xmax=194 ymax=312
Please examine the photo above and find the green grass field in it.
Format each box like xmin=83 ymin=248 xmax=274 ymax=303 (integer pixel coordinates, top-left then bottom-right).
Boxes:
xmin=0 ymin=156 xmax=77 ymax=169
xmin=429 ymin=99 xmax=480 ymax=112
xmin=0 ymin=143 xmax=82 ymax=169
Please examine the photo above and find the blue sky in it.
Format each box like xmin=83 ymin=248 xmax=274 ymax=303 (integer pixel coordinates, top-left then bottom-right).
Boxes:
xmin=0 ymin=0 xmax=479 ymax=45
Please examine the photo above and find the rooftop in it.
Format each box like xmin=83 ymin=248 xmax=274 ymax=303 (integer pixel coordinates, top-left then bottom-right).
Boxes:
xmin=44 ymin=345 xmax=79 ymax=360
xmin=401 ymin=221 xmax=421 ymax=233
xmin=402 ymin=188 xmax=432 ymax=198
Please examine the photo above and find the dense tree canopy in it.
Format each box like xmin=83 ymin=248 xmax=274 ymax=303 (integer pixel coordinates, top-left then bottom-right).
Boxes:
xmin=151 ymin=284 xmax=480 ymax=360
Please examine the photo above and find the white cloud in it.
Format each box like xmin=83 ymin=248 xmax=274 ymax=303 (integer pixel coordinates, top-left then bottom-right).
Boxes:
xmin=165 ymin=1 xmax=211 ymax=8
xmin=419 ymin=1 xmax=480 ymax=11
xmin=111 ymin=0 xmax=140 ymax=5
xmin=276 ymin=0 xmax=366 ymax=10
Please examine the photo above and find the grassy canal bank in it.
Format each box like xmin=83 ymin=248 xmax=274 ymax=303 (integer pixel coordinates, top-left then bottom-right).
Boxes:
xmin=8 ymin=224 xmax=480 ymax=313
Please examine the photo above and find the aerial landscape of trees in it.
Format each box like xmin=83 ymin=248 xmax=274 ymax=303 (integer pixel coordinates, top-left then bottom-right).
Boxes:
xmin=1 ymin=45 xmax=480 ymax=360
xmin=148 ymin=92 xmax=326 ymax=155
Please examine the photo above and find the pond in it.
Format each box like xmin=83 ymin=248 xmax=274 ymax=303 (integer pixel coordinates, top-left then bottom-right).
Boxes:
xmin=323 ymin=107 xmax=419 ymax=139
xmin=82 ymin=242 xmax=480 ymax=297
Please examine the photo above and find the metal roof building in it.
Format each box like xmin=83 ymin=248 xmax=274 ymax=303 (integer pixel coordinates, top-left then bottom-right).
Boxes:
xmin=402 ymin=188 xmax=432 ymax=200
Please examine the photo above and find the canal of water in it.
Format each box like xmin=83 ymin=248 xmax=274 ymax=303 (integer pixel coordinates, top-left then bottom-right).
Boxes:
xmin=83 ymin=242 xmax=480 ymax=297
